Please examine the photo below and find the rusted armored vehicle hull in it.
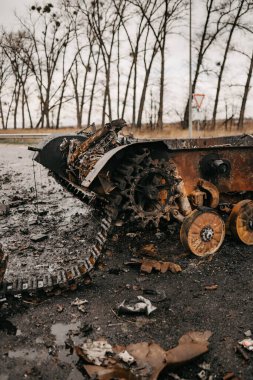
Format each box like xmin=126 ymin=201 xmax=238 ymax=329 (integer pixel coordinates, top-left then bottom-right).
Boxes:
xmin=34 ymin=120 xmax=253 ymax=257
xmin=1 ymin=120 xmax=253 ymax=301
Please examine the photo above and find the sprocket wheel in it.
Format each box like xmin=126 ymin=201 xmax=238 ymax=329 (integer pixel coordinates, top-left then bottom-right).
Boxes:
xmin=228 ymin=199 xmax=253 ymax=245
xmin=180 ymin=209 xmax=225 ymax=256
xmin=113 ymin=148 xmax=179 ymax=227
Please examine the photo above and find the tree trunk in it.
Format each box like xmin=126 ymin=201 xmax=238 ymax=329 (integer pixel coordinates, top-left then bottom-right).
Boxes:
xmin=157 ymin=43 xmax=165 ymax=130
xmin=72 ymin=73 xmax=81 ymax=128
xmin=13 ymin=82 xmax=21 ymax=129
xmin=212 ymin=0 xmax=245 ymax=129
xmin=87 ymin=49 xmax=100 ymax=127
xmin=183 ymin=0 xmax=214 ymax=128
xmin=101 ymin=81 xmax=107 ymax=127
xmin=107 ymin=61 xmax=112 ymax=121
xmin=132 ymin=52 xmax=138 ymax=126
xmin=79 ymin=50 xmax=92 ymax=127
xmin=137 ymin=50 xmax=157 ymax=128
xmin=121 ymin=60 xmax=134 ymax=119
xmin=56 ymin=80 xmax=67 ymax=129
xmin=238 ymin=50 xmax=253 ymax=130
xmin=0 ymin=99 xmax=5 ymax=129
xmin=117 ymin=27 xmax=120 ymax=119
xmin=21 ymin=87 xmax=25 ymax=129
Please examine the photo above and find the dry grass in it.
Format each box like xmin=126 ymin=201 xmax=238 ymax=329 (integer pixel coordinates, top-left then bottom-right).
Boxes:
xmin=0 ymin=126 xmax=79 ymax=134
xmin=123 ymin=120 xmax=253 ymax=139
xmin=1 ymin=119 xmax=253 ymax=139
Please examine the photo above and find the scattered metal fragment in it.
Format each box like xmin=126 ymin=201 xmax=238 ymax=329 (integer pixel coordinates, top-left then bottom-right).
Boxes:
xmin=117 ymin=350 xmax=135 ymax=365
xmin=126 ymin=258 xmax=182 ymax=274
xmin=75 ymin=331 xmax=212 ymax=380
xmin=198 ymin=369 xmax=208 ymax=380
xmin=198 ymin=362 xmax=211 ymax=371
xmin=138 ymin=243 xmax=158 ymax=257
xmin=204 ymin=284 xmax=218 ymax=291
xmin=71 ymin=298 xmax=88 ymax=306
xmin=56 ymin=304 xmax=64 ymax=313
xmin=118 ymin=296 xmax=157 ymax=316
xmin=30 ymin=233 xmax=48 ymax=242
xmin=78 ymin=305 xmax=87 ymax=313
xmin=126 ymin=233 xmax=138 ymax=238
xmin=244 ymin=329 xmax=252 ymax=337
xmin=238 ymin=338 xmax=253 ymax=351
xmin=76 ymin=340 xmax=114 ymax=366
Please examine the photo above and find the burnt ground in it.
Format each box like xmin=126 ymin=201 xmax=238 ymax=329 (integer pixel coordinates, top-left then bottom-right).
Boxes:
xmin=0 ymin=143 xmax=253 ymax=380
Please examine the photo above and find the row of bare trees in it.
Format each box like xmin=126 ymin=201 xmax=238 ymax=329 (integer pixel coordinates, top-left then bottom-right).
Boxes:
xmin=0 ymin=0 xmax=252 ymax=130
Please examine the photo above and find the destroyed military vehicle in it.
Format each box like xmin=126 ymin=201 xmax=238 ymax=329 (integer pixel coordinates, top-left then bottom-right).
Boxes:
xmin=34 ymin=119 xmax=253 ymax=256
xmin=1 ymin=119 xmax=253 ymax=299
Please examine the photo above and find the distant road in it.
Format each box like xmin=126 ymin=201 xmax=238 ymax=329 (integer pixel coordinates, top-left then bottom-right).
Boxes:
xmin=0 ymin=133 xmax=50 ymax=144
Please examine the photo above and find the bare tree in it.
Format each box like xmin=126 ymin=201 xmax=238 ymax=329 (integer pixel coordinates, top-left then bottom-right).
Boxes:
xmin=128 ymin=0 xmax=164 ymax=128
xmin=18 ymin=4 xmax=75 ymax=128
xmin=135 ymin=0 xmax=185 ymax=129
xmin=87 ymin=46 xmax=101 ymax=127
xmin=63 ymin=5 xmax=94 ymax=128
xmin=238 ymin=50 xmax=253 ymax=129
xmin=0 ymin=43 xmax=12 ymax=129
xmin=117 ymin=0 xmax=148 ymax=123
xmin=212 ymin=0 xmax=253 ymax=129
xmin=83 ymin=0 xmax=126 ymax=126
xmin=2 ymin=31 xmax=35 ymax=129
xmin=183 ymin=0 xmax=234 ymax=128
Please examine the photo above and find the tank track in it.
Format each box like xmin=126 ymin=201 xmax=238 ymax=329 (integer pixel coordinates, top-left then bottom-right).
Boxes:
xmin=53 ymin=173 xmax=95 ymax=205
xmin=113 ymin=148 xmax=179 ymax=228
xmin=0 ymin=177 xmax=115 ymax=303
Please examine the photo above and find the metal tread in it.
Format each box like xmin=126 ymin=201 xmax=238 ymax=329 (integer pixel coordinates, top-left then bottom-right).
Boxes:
xmin=0 ymin=177 xmax=113 ymax=301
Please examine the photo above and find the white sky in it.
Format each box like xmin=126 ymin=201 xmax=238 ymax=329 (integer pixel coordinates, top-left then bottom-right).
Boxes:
xmin=0 ymin=0 xmax=252 ymax=126
xmin=0 ymin=0 xmax=33 ymax=29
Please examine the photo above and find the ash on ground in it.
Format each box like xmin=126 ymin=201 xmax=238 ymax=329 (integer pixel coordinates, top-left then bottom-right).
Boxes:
xmin=0 ymin=144 xmax=253 ymax=380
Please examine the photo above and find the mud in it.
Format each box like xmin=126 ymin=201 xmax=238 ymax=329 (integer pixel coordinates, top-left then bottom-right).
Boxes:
xmin=0 ymin=143 xmax=253 ymax=380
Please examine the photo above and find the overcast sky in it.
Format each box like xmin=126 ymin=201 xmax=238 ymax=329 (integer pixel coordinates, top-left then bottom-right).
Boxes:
xmin=0 ymin=0 xmax=252 ymax=126
xmin=0 ymin=0 xmax=32 ymax=29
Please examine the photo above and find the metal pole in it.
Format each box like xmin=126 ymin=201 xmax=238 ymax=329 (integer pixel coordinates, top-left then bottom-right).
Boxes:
xmin=189 ymin=0 xmax=192 ymax=138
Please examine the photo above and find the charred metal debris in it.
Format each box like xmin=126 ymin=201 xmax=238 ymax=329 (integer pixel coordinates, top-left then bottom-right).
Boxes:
xmin=1 ymin=120 xmax=253 ymax=300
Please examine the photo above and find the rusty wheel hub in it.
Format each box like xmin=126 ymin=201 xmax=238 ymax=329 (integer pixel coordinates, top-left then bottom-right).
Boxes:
xmin=180 ymin=210 xmax=225 ymax=256
xmin=200 ymin=226 xmax=214 ymax=242
xmin=228 ymin=199 xmax=253 ymax=245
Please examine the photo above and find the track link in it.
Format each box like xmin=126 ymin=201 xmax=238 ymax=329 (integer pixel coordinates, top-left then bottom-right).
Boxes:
xmin=0 ymin=177 xmax=114 ymax=302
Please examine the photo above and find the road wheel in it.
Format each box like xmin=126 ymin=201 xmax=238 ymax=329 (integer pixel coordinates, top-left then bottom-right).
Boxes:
xmin=228 ymin=199 xmax=253 ymax=245
xmin=180 ymin=209 xmax=225 ymax=256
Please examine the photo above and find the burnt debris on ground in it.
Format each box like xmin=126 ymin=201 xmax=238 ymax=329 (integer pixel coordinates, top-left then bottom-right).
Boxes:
xmin=0 ymin=144 xmax=253 ymax=379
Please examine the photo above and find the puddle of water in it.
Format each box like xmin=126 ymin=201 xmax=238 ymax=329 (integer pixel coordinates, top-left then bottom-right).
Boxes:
xmin=8 ymin=348 xmax=47 ymax=361
xmin=51 ymin=321 xmax=81 ymax=346
xmin=51 ymin=321 xmax=84 ymax=367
